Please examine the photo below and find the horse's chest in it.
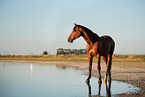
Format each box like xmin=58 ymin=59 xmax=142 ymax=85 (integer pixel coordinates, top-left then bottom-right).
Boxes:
xmin=87 ymin=43 xmax=101 ymax=56
xmin=88 ymin=49 xmax=96 ymax=56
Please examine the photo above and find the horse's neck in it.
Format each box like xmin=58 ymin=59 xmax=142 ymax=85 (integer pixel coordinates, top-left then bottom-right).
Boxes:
xmin=82 ymin=30 xmax=99 ymax=47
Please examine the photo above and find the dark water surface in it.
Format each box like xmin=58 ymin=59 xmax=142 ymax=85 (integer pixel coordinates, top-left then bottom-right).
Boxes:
xmin=0 ymin=61 xmax=140 ymax=97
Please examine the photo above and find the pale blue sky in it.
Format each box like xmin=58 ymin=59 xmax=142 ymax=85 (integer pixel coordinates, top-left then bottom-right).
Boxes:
xmin=0 ymin=0 xmax=145 ymax=55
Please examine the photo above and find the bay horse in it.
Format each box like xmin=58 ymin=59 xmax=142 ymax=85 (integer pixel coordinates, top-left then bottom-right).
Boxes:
xmin=68 ymin=24 xmax=115 ymax=84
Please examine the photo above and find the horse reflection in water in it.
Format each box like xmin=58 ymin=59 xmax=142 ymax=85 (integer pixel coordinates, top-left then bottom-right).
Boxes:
xmin=87 ymin=80 xmax=111 ymax=97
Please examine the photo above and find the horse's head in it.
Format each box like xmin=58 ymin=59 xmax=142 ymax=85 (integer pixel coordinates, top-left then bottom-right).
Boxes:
xmin=68 ymin=23 xmax=82 ymax=43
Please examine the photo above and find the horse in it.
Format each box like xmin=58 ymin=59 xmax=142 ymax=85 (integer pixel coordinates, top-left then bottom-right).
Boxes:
xmin=68 ymin=24 xmax=115 ymax=84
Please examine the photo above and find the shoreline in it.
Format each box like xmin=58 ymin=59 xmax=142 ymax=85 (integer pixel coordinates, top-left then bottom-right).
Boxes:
xmin=0 ymin=60 xmax=145 ymax=96
xmin=0 ymin=54 xmax=145 ymax=62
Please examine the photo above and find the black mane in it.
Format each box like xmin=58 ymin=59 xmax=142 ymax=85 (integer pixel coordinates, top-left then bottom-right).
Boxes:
xmin=78 ymin=25 xmax=93 ymax=33
xmin=78 ymin=25 xmax=99 ymax=38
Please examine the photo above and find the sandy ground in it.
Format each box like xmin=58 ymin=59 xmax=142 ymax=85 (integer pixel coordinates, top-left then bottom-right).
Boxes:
xmin=1 ymin=60 xmax=145 ymax=96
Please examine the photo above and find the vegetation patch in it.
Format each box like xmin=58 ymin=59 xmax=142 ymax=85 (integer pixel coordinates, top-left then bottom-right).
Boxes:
xmin=0 ymin=54 xmax=145 ymax=62
xmin=113 ymin=54 xmax=129 ymax=59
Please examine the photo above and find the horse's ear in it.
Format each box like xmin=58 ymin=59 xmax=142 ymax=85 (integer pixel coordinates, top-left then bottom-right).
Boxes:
xmin=74 ymin=23 xmax=77 ymax=26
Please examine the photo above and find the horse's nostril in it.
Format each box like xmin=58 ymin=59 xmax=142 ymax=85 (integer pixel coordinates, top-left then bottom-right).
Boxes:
xmin=68 ymin=38 xmax=73 ymax=43
xmin=68 ymin=38 xmax=70 ymax=42
xmin=70 ymin=39 xmax=73 ymax=43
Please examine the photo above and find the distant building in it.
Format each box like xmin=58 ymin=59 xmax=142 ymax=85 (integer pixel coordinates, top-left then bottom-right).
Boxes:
xmin=57 ymin=48 xmax=87 ymax=55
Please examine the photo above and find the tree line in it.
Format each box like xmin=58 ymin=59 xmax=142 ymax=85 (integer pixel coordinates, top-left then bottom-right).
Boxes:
xmin=57 ymin=48 xmax=87 ymax=55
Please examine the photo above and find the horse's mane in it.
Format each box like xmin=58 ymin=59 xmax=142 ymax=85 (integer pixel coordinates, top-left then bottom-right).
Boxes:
xmin=77 ymin=25 xmax=99 ymax=37
xmin=77 ymin=25 xmax=93 ymax=33
xmin=77 ymin=25 xmax=99 ymax=43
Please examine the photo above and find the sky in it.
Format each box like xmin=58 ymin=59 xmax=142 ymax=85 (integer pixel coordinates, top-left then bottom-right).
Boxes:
xmin=0 ymin=0 xmax=145 ymax=55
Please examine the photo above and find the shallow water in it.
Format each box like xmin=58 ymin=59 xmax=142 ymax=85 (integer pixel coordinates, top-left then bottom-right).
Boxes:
xmin=0 ymin=61 xmax=140 ymax=97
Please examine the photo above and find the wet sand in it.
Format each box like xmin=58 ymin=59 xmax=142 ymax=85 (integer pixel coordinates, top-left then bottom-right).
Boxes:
xmin=1 ymin=60 xmax=145 ymax=96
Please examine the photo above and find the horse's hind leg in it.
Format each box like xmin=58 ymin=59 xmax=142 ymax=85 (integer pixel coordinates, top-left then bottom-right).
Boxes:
xmin=97 ymin=54 xmax=101 ymax=83
xmin=103 ymin=55 xmax=108 ymax=64
xmin=103 ymin=55 xmax=108 ymax=82
xmin=106 ymin=54 xmax=112 ymax=83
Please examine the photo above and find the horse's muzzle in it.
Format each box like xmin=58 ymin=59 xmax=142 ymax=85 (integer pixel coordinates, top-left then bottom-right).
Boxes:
xmin=68 ymin=38 xmax=73 ymax=43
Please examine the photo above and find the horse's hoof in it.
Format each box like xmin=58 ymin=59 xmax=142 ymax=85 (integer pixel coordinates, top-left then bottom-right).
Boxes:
xmin=86 ymin=79 xmax=90 ymax=84
xmin=98 ymin=79 xmax=102 ymax=85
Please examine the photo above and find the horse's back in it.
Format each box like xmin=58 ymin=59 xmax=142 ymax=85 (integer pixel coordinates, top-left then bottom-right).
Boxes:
xmin=100 ymin=35 xmax=113 ymax=40
xmin=100 ymin=35 xmax=115 ymax=44
xmin=100 ymin=35 xmax=115 ymax=55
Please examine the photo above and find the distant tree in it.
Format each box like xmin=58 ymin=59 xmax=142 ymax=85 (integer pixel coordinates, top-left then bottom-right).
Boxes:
xmin=43 ymin=51 xmax=48 ymax=55
xmin=57 ymin=48 xmax=64 ymax=55
xmin=56 ymin=48 xmax=87 ymax=55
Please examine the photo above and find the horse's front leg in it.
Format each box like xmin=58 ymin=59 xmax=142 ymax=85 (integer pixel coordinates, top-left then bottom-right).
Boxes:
xmin=86 ymin=56 xmax=93 ymax=84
